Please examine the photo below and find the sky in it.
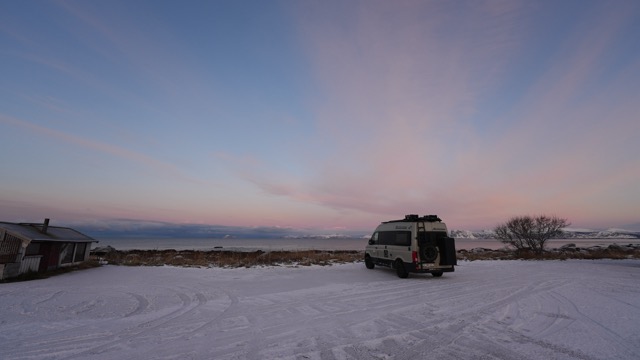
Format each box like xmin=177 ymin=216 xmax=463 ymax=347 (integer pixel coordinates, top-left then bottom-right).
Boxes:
xmin=1 ymin=0 xmax=639 ymax=234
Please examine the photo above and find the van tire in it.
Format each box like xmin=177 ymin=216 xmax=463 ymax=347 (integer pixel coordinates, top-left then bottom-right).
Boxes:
xmin=432 ymin=271 xmax=443 ymax=277
xmin=365 ymin=256 xmax=375 ymax=269
xmin=396 ymin=260 xmax=408 ymax=278
xmin=421 ymin=246 xmax=439 ymax=263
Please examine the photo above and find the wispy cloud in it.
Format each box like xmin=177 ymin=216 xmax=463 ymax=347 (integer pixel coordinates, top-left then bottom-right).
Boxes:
xmin=250 ymin=0 xmax=640 ymax=229
xmin=2 ymin=1 xmax=637 ymax=230
xmin=54 ymin=0 xmax=220 ymax=113
xmin=267 ymin=2 xmax=533 ymax=220
xmin=0 ymin=114 xmax=197 ymax=183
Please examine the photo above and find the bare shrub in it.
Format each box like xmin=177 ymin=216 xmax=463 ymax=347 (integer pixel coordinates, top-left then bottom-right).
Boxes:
xmin=494 ymin=215 xmax=569 ymax=254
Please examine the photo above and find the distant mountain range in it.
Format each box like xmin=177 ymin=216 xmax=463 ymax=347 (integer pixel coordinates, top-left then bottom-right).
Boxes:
xmin=73 ymin=219 xmax=640 ymax=240
xmin=75 ymin=220 xmax=366 ymax=239
xmin=449 ymin=228 xmax=640 ymax=239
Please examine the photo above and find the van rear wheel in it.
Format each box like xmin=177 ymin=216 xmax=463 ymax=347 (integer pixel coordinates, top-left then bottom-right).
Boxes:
xmin=396 ymin=260 xmax=409 ymax=278
xmin=432 ymin=271 xmax=443 ymax=277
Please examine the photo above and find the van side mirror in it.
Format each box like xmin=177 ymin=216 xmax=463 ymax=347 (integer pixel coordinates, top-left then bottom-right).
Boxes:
xmin=368 ymin=239 xmax=375 ymax=245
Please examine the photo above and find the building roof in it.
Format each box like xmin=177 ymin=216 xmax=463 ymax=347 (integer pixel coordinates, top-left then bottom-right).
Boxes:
xmin=0 ymin=221 xmax=97 ymax=243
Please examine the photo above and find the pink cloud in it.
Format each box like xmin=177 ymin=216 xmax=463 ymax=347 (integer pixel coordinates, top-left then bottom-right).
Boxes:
xmin=281 ymin=2 xmax=529 ymax=209
xmin=254 ymin=1 xmax=640 ymax=229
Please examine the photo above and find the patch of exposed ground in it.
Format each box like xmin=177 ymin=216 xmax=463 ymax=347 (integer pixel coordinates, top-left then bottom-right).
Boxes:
xmin=94 ymin=243 xmax=640 ymax=268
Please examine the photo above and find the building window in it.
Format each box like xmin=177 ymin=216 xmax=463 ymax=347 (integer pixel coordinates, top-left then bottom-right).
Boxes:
xmin=74 ymin=243 xmax=87 ymax=262
xmin=0 ymin=234 xmax=22 ymax=263
xmin=60 ymin=243 xmax=88 ymax=264
xmin=61 ymin=243 xmax=75 ymax=264
xmin=25 ymin=242 xmax=41 ymax=256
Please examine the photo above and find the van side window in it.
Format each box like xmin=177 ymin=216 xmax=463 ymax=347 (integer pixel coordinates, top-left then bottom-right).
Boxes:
xmin=370 ymin=232 xmax=379 ymax=244
xmin=394 ymin=231 xmax=410 ymax=246
xmin=378 ymin=231 xmax=411 ymax=246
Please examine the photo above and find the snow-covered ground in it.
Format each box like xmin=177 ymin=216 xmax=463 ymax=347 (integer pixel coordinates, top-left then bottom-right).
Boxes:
xmin=1 ymin=260 xmax=639 ymax=360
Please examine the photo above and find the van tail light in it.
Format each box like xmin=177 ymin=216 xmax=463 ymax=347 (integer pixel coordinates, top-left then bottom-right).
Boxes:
xmin=412 ymin=251 xmax=418 ymax=263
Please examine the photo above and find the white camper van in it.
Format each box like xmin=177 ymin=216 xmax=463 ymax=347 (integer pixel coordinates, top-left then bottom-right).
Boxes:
xmin=364 ymin=214 xmax=457 ymax=278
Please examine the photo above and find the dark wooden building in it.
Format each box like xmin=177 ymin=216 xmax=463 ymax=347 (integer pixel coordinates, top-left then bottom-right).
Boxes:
xmin=0 ymin=219 xmax=97 ymax=280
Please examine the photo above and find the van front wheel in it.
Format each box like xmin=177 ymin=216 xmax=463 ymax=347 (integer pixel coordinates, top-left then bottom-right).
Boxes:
xmin=395 ymin=260 xmax=408 ymax=278
xmin=365 ymin=256 xmax=375 ymax=269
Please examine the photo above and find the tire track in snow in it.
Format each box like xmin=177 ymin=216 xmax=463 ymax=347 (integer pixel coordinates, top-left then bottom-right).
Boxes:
xmin=190 ymin=280 xmax=451 ymax=358
xmin=189 ymin=290 xmax=240 ymax=333
xmin=185 ymin=279 xmax=428 ymax=339
xmin=203 ymin=271 xmax=619 ymax=360
xmin=5 ymin=290 xmax=148 ymax=353
xmin=4 ymin=262 xmax=639 ymax=360
xmin=124 ymin=292 xmax=150 ymax=317
xmin=20 ymin=290 xmax=64 ymax=314
xmin=60 ymin=289 xmax=209 ymax=359
xmin=530 ymin=293 xmax=576 ymax=339
xmin=548 ymin=291 xmax=638 ymax=359
xmin=198 ymin=276 xmax=572 ymax=359
xmin=326 ymin=277 xmax=576 ymax=360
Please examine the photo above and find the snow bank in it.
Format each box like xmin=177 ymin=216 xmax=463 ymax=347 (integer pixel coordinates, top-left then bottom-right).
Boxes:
xmin=1 ymin=260 xmax=639 ymax=359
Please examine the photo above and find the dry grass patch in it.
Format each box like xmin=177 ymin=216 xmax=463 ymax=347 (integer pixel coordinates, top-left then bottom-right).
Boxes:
xmin=96 ymin=245 xmax=640 ymax=269
xmin=457 ymin=245 xmax=640 ymax=261
xmin=101 ymin=249 xmax=363 ymax=268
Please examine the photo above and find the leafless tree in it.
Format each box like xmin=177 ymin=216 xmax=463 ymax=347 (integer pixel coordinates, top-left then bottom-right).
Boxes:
xmin=494 ymin=215 xmax=569 ymax=254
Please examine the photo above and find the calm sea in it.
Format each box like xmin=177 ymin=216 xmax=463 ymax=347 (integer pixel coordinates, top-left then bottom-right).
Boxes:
xmin=94 ymin=237 xmax=640 ymax=252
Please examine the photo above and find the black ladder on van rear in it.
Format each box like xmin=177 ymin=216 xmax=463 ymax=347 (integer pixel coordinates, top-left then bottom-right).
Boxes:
xmin=417 ymin=221 xmax=425 ymax=233
xmin=417 ymin=221 xmax=426 ymax=241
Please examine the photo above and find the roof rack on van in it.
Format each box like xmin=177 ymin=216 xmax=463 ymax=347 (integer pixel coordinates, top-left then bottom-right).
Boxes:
xmin=384 ymin=214 xmax=442 ymax=223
